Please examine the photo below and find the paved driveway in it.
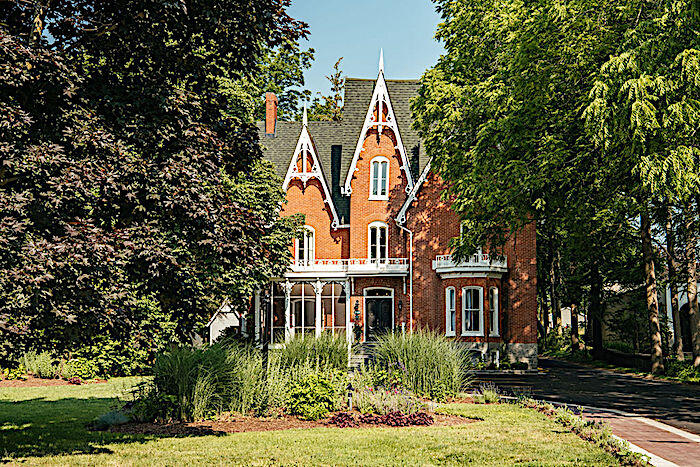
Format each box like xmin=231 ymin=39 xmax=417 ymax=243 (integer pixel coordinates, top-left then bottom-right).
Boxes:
xmin=480 ymin=358 xmax=700 ymax=435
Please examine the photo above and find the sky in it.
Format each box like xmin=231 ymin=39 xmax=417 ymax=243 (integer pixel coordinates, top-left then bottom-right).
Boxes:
xmin=288 ymin=0 xmax=444 ymax=98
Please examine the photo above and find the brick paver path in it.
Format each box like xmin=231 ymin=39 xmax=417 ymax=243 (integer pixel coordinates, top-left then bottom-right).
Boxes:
xmin=583 ymin=408 xmax=700 ymax=466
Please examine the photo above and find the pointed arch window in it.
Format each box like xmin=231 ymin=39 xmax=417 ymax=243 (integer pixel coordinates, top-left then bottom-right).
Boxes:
xmin=295 ymin=226 xmax=315 ymax=266
xmin=370 ymin=156 xmax=389 ymax=200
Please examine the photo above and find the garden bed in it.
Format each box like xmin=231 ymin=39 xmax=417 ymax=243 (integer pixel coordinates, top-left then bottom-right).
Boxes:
xmin=106 ymin=411 xmax=475 ymax=436
xmin=0 ymin=375 xmax=107 ymax=388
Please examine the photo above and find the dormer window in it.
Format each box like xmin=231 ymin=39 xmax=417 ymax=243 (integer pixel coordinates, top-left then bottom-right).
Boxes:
xmin=370 ymin=156 xmax=389 ymax=200
xmin=295 ymin=226 xmax=315 ymax=266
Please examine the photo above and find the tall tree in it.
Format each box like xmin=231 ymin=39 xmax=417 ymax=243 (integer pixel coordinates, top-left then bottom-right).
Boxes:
xmin=307 ymin=57 xmax=345 ymax=121
xmin=0 ymin=0 xmax=305 ymax=364
xmin=413 ymin=0 xmax=640 ymax=354
xmin=585 ymin=0 xmax=700 ymax=370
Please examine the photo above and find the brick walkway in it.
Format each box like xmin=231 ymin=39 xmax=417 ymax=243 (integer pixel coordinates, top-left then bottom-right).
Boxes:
xmin=582 ymin=407 xmax=700 ymax=466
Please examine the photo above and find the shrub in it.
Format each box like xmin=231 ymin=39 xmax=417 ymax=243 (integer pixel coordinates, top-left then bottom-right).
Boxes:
xmin=22 ymin=351 xmax=56 ymax=379
xmin=1 ymin=365 xmax=27 ymax=380
xmin=328 ymin=412 xmax=358 ymax=428
xmin=60 ymin=358 xmax=99 ymax=380
xmin=278 ymin=333 xmax=349 ymax=370
xmin=473 ymin=383 xmax=500 ymax=404
xmin=353 ymin=386 xmax=425 ymax=415
xmin=288 ymin=371 xmax=340 ymax=420
xmin=666 ymin=360 xmax=700 ymax=383
xmin=372 ymin=329 xmax=472 ymax=400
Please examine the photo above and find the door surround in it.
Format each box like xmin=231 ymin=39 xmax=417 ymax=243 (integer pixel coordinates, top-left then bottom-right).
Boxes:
xmin=363 ymin=287 xmax=394 ymax=341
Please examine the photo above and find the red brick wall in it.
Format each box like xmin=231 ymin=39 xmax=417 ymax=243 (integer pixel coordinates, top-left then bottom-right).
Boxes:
xmin=347 ymin=128 xmax=409 ymax=259
xmin=282 ymin=178 xmax=348 ymax=259
xmin=405 ymin=172 xmax=537 ymax=345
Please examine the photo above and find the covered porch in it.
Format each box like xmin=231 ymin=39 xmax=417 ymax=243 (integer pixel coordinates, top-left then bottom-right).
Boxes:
xmin=254 ymin=279 xmax=352 ymax=346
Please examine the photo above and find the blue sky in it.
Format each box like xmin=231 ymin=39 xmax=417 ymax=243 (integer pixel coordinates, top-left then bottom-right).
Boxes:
xmin=288 ymin=0 xmax=443 ymax=98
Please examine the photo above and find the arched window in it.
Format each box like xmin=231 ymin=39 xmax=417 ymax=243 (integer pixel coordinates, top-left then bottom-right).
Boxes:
xmin=445 ymin=287 xmax=456 ymax=337
xmin=368 ymin=221 xmax=388 ymax=262
xmin=295 ymin=226 xmax=315 ymax=266
xmin=462 ymin=286 xmax=484 ymax=336
xmin=370 ymin=156 xmax=389 ymax=200
xmin=489 ymin=287 xmax=499 ymax=336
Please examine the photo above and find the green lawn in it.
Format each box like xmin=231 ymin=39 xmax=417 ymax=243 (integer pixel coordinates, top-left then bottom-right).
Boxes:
xmin=0 ymin=378 xmax=619 ymax=465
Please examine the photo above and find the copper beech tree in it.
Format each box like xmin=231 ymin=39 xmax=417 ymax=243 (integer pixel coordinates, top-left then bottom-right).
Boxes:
xmin=0 ymin=0 xmax=306 ymax=368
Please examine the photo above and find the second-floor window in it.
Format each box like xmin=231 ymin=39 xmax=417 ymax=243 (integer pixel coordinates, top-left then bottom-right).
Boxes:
xmin=370 ymin=156 xmax=389 ymax=199
xmin=368 ymin=221 xmax=388 ymax=262
xmin=295 ymin=226 xmax=315 ymax=266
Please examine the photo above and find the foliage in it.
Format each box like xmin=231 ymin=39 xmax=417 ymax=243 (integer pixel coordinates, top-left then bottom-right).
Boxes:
xmin=1 ymin=365 xmax=27 ymax=381
xmin=473 ymin=383 xmax=500 ymax=404
xmin=288 ymin=372 xmax=338 ymax=420
xmin=371 ymin=329 xmax=471 ymax=400
xmin=22 ymin=351 xmax=56 ymax=379
xmin=0 ymin=0 xmax=304 ymax=365
xmin=60 ymin=358 xmax=99 ymax=381
xmin=278 ymin=333 xmax=349 ymax=370
xmin=665 ymin=359 xmax=700 ymax=382
xmin=130 ymin=337 xmax=349 ymax=422
xmin=520 ymin=399 xmax=650 ymax=466
xmin=307 ymin=57 xmax=345 ymax=121
xmin=353 ymin=386 xmax=424 ymax=415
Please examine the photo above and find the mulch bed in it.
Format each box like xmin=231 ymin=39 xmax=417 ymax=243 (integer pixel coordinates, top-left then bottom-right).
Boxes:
xmin=108 ymin=412 xmax=476 ymax=436
xmin=0 ymin=376 xmax=107 ymax=388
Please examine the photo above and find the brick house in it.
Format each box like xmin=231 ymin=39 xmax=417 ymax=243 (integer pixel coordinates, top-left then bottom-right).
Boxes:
xmin=248 ymin=56 xmax=538 ymax=367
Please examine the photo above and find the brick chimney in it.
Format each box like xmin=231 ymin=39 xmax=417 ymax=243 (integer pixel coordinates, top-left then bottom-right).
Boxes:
xmin=265 ymin=92 xmax=278 ymax=137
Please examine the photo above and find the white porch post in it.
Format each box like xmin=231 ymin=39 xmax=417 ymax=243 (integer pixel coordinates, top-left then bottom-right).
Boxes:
xmin=344 ymin=280 xmax=352 ymax=344
xmin=283 ymin=280 xmax=293 ymax=341
xmin=253 ymin=289 xmax=260 ymax=341
xmin=314 ymin=279 xmax=323 ymax=337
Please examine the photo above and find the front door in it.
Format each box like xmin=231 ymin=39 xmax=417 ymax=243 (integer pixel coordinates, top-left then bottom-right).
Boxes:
xmin=365 ymin=289 xmax=393 ymax=340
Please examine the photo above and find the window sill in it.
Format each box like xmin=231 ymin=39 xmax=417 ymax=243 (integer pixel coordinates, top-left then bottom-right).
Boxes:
xmin=445 ymin=332 xmax=456 ymax=337
xmin=489 ymin=333 xmax=500 ymax=338
xmin=368 ymin=195 xmax=389 ymax=201
xmin=461 ymin=331 xmax=484 ymax=337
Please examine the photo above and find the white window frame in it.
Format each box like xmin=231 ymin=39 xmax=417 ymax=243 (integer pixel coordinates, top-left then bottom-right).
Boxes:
xmin=489 ymin=287 xmax=499 ymax=337
xmin=461 ymin=286 xmax=484 ymax=336
xmin=294 ymin=226 xmax=315 ymax=266
xmin=368 ymin=221 xmax=388 ymax=262
xmin=445 ymin=286 xmax=456 ymax=337
xmin=369 ymin=156 xmax=390 ymax=200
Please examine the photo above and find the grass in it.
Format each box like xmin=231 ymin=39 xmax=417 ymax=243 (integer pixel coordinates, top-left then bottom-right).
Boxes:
xmin=0 ymin=377 xmax=619 ymax=465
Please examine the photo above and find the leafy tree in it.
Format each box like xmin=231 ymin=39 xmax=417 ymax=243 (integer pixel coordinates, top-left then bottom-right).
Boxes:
xmin=413 ymin=0 xmax=640 ymax=354
xmin=585 ymin=0 xmax=700 ymax=370
xmin=307 ymin=57 xmax=344 ymax=121
xmin=0 ymin=0 xmax=305 ymax=366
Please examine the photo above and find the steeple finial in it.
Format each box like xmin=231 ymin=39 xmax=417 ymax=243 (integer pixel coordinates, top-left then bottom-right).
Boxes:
xmin=379 ymin=48 xmax=384 ymax=74
xmin=302 ymin=104 xmax=308 ymax=126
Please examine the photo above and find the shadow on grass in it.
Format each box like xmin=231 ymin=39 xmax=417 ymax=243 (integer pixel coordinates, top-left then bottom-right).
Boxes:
xmin=0 ymin=397 xmax=224 ymax=460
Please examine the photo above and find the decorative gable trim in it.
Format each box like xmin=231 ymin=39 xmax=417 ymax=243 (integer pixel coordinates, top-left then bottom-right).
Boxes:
xmin=282 ymin=108 xmax=342 ymax=228
xmin=395 ymin=157 xmax=432 ymax=225
xmin=342 ymin=50 xmax=415 ymax=195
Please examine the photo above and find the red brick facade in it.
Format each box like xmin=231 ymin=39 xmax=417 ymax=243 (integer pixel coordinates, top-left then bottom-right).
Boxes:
xmin=255 ymin=66 xmax=538 ymax=366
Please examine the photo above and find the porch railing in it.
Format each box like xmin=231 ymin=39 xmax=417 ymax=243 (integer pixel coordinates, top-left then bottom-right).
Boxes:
xmin=432 ymin=253 xmax=508 ymax=273
xmin=290 ymin=257 xmax=409 ymax=274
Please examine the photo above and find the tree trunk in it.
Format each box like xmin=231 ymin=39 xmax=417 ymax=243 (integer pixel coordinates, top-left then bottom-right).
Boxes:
xmin=690 ymin=200 xmax=700 ymax=368
xmin=641 ymin=210 xmax=664 ymax=375
xmin=570 ymin=302 xmax=581 ymax=353
xmin=551 ymin=243 xmax=562 ymax=333
xmin=665 ymin=206 xmax=684 ymax=360
xmin=589 ymin=265 xmax=604 ymax=355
